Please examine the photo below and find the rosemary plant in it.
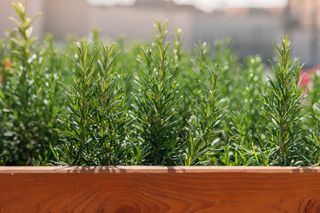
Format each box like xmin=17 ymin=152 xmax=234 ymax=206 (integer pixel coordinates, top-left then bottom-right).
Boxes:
xmin=57 ymin=40 xmax=97 ymax=165
xmin=263 ymin=37 xmax=303 ymax=166
xmin=132 ymin=21 xmax=180 ymax=165
xmin=182 ymin=47 xmax=224 ymax=165
xmin=58 ymin=41 xmax=129 ymax=165
xmin=2 ymin=0 xmax=320 ymax=167
xmin=223 ymin=56 xmax=267 ymax=166
xmin=94 ymin=43 xmax=129 ymax=165
xmin=305 ymin=73 xmax=320 ymax=165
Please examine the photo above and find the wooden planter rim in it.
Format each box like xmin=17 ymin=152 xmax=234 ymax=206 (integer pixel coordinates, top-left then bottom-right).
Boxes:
xmin=1 ymin=166 xmax=320 ymax=212
xmin=0 ymin=166 xmax=319 ymax=174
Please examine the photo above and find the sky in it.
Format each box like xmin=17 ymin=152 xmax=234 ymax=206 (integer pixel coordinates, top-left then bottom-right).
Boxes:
xmin=173 ymin=0 xmax=288 ymax=13
xmin=87 ymin=0 xmax=288 ymax=13
xmin=87 ymin=0 xmax=136 ymax=6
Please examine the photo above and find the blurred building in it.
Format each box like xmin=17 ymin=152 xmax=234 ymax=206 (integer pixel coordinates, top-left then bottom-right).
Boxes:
xmin=289 ymin=0 xmax=320 ymax=28
xmin=0 ymin=0 xmax=319 ymax=65
xmin=289 ymin=0 xmax=320 ymax=65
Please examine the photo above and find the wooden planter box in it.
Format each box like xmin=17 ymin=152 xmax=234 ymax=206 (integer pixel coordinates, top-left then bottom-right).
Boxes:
xmin=0 ymin=166 xmax=320 ymax=212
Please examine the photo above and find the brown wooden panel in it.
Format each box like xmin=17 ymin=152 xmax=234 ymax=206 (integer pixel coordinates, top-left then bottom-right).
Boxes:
xmin=0 ymin=166 xmax=320 ymax=212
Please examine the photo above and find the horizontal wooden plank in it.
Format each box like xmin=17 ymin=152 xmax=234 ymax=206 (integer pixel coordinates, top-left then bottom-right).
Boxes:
xmin=1 ymin=166 xmax=320 ymax=173
xmin=1 ymin=166 xmax=320 ymax=212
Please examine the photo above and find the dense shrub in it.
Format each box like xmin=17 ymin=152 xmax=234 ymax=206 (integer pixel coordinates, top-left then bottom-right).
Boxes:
xmin=0 ymin=1 xmax=61 ymax=165
xmin=0 ymin=1 xmax=319 ymax=166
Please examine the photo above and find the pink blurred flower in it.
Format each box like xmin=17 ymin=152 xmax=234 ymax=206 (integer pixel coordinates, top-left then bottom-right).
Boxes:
xmin=299 ymin=65 xmax=320 ymax=92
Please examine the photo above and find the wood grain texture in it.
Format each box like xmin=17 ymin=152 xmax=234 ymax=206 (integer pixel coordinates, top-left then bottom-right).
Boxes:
xmin=0 ymin=166 xmax=320 ymax=212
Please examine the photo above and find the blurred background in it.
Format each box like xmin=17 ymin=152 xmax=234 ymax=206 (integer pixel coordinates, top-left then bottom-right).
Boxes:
xmin=0 ymin=0 xmax=319 ymax=66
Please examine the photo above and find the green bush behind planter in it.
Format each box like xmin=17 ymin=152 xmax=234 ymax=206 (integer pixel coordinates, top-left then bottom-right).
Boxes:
xmin=0 ymin=1 xmax=319 ymax=166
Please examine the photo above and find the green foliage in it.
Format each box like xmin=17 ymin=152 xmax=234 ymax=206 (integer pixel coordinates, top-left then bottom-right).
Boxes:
xmin=2 ymin=1 xmax=320 ymax=166
xmin=132 ymin=21 xmax=181 ymax=165
xmin=0 ymin=1 xmax=61 ymax=165
xmin=221 ymin=56 xmax=268 ymax=166
xmin=304 ymin=73 xmax=320 ymax=165
xmin=182 ymin=48 xmax=224 ymax=165
xmin=57 ymin=41 xmax=129 ymax=165
xmin=263 ymin=37 xmax=303 ymax=166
